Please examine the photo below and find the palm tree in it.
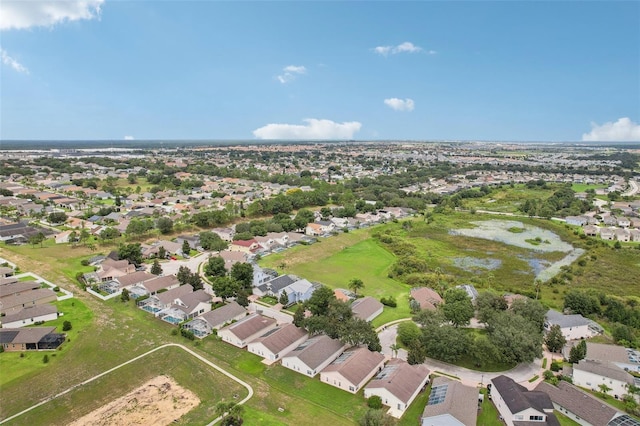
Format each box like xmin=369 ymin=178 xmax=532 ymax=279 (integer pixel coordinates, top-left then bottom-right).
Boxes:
xmin=348 ymin=278 xmax=364 ymax=297
xmin=390 ymin=343 xmax=400 ymax=359
xmin=598 ymin=383 xmax=612 ymax=398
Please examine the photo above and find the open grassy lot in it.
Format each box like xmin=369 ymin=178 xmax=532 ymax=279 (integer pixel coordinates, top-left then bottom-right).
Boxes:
xmin=463 ymin=184 xmax=558 ymax=213
xmin=263 ymin=237 xmax=411 ymax=324
xmin=0 ymin=243 xmax=364 ymax=425
xmin=0 ymin=297 xmax=93 ymax=387
xmin=571 ymin=183 xmax=608 ymax=193
xmin=4 ymin=345 xmax=248 ymax=426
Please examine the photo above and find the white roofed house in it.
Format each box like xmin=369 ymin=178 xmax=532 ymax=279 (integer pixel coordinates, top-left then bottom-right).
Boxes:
xmin=138 ymin=285 xmax=193 ymax=316
xmin=168 ymin=289 xmax=212 ymax=321
xmin=254 ymin=274 xmax=295 ymax=298
xmin=247 ymin=324 xmax=308 ymax=362
xmin=420 ymin=376 xmax=479 ymax=426
xmin=182 ymin=301 xmax=247 ymax=338
xmin=364 ymin=359 xmax=430 ymax=418
xmin=350 ymin=296 xmax=384 ymax=322
xmin=544 ymin=309 xmax=602 ymax=340
xmin=281 ymin=334 xmax=346 ymax=378
xmin=0 ymin=304 xmax=59 ymax=328
xmin=281 ymin=278 xmax=316 ymax=305
xmin=572 ymin=359 xmax=635 ymax=400
xmin=320 ymin=347 xmax=385 ymax=394
xmin=218 ymin=313 xmax=277 ymax=348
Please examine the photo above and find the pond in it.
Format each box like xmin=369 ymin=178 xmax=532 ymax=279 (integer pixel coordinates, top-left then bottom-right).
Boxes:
xmin=450 ymin=220 xmax=573 ymax=253
xmin=450 ymin=220 xmax=580 ymax=282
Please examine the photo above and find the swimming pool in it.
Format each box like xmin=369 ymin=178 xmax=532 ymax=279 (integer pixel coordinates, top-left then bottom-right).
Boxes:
xmin=162 ymin=315 xmax=183 ymax=324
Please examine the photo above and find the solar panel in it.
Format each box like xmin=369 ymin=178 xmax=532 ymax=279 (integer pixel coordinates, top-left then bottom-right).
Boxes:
xmin=332 ymin=351 xmax=355 ymax=364
xmin=427 ymin=384 xmax=448 ymax=405
xmin=374 ymin=365 xmax=398 ymax=380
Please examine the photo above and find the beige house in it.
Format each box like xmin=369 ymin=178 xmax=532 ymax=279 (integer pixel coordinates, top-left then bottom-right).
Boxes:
xmin=320 ymin=347 xmax=385 ymax=394
xmin=281 ymin=335 xmax=346 ymax=378
xmin=490 ymin=375 xmax=557 ymax=426
xmin=420 ymin=376 xmax=478 ymax=426
xmin=247 ymin=324 xmax=308 ymax=361
xmin=364 ymin=359 xmax=430 ymax=418
xmin=218 ymin=313 xmax=277 ymax=348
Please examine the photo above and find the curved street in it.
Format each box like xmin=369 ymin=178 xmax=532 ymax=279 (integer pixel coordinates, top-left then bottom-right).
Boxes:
xmin=378 ymin=323 xmax=553 ymax=390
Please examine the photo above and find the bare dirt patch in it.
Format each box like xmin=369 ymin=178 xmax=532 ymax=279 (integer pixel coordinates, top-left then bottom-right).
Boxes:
xmin=68 ymin=375 xmax=200 ymax=426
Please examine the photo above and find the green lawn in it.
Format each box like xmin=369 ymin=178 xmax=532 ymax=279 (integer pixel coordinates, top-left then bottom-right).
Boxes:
xmin=398 ymin=382 xmax=430 ymax=426
xmin=477 ymin=388 xmax=501 ymax=426
xmin=0 ymin=297 xmax=93 ymax=387
xmin=262 ymin=235 xmax=413 ymax=324
xmin=463 ymin=184 xmax=558 ymax=213
xmin=570 ymin=183 xmax=607 ymax=193
xmin=555 ymin=410 xmax=581 ymax=426
xmin=4 ymin=346 xmax=248 ymax=426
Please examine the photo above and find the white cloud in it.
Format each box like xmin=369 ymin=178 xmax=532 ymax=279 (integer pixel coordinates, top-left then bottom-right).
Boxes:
xmin=582 ymin=117 xmax=640 ymax=142
xmin=373 ymin=41 xmax=425 ymax=56
xmin=277 ymin=64 xmax=306 ymax=84
xmin=124 ymin=135 xmax=135 ymax=140
xmin=0 ymin=48 xmax=29 ymax=74
xmin=253 ymin=118 xmax=362 ymax=140
xmin=0 ymin=0 xmax=104 ymax=30
xmin=384 ymin=98 xmax=415 ymax=112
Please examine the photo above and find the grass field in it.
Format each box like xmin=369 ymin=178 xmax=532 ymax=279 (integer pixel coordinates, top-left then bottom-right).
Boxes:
xmin=555 ymin=410 xmax=580 ymax=426
xmin=463 ymin=184 xmax=558 ymax=213
xmin=0 ymin=241 xmax=363 ymax=426
xmin=4 ymin=346 xmax=248 ymax=426
xmin=262 ymin=237 xmax=412 ymax=325
xmin=477 ymin=388 xmax=501 ymax=426
xmin=571 ymin=183 xmax=608 ymax=193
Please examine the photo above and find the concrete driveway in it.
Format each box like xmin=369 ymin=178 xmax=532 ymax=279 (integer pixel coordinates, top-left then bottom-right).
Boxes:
xmin=150 ymin=253 xmax=208 ymax=276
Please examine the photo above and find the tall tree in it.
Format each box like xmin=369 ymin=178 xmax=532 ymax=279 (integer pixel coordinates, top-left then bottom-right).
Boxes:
xmin=177 ymin=266 xmax=192 ymax=286
xmin=544 ymin=324 xmax=566 ymax=353
xmin=230 ymin=262 xmax=254 ymax=291
xmin=150 ymin=259 xmax=163 ymax=275
xmin=569 ymin=340 xmax=587 ymax=364
xmin=182 ymin=240 xmax=191 ymax=255
xmin=204 ymin=256 xmax=227 ymax=278
xmin=476 ymin=291 xmax=508 ymax=323
xmin=306 ymin=286 xmax=336 ymax=316
xmin=156 ymin=217 xmax=173 ymax=234
xmin=348 ymin=278 xmax=364 ymax=297
xmin=441 ymin=288 xmax=474 ymax=327
xmin=511 ymin=298 xmax=547 ymax=331
xmin=118 ymin=243 xmax=142 ymax=266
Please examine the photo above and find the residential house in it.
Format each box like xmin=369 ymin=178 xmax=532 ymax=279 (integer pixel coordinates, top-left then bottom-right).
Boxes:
xmin=410 ymin=287 xmax=443 ymax=311
xmin=0 ymin=280 xmax=41 ymax=298
xmin=141 ymin=275 xmax=180 ymax=295
xmin=320 ymin=347 xmax=385 ymax=394
xmin=536 ymin=380 xmax=640 ymax=426
xmin=334 ymin=288 xmax=356 ymax=302
xmin=566 ymin=216 xmax=588 ymax=226
xmin=614 ymin=228 xmax=631 ymax=242
xmin=280 ymin=278 xmax=316 ymax=305
xmin=600 ymin=227 xmax=615 ymax=240
xmin=97 ymin=259 xmax=135 ymax=281
xmin=0 ymin=288 xmax=57 ymax=315
xmin=582 ymin=342 xmax=640 ymax=372
xmin=168 ymin=289 xmax=212 ymax=321
xmin=420 ymin=376 xmax=479 ymax=426
xmin=455 ymin=284 xmax=479 ymax=303
xmin=141 ymin=285 xmax=193 ymax=313
xmin=572 ymin=359 xmax=634 ymax=399
xmin=617 ymin=217 xmax=631 ymax=228
xmin=583 ymin=225 xmax=600 ymax=237
xmin=0 ymin=267 xmax=13 ymax=278
xmin=1 ymin=304 xmax=58 ymax=328
xmin=0 ymin=327 xmax=66 ymax=352
xmin=544 ymin=309 xmax=602 ymax=340
xmin=254 ymin=274 xmax=296 ymax=297
xmin=490 ymin=375 xmax=559 ymax=426
xmin=247 ymin=324 xmax=308 ymax=361
xmin=142 ymin=240 xmax=182 ymax=259
xmin=281 ymin=335 xmax=346 ymax=378
xmin=229 ymin=239 xmax=260 ymax=254
xmin=175 ymin=234 xmax=200 ymax=251
xmin=631 ymin=229 xmax=640 ymax=242
xmin=183 ymin=301 xmax=247 ymax=338
xmin=364 ymin=359 xmax=430 ymax=418
xmin=54 ymin=230 xmax=74 ymax=244
xmin=218 ymin=313 xmax=277 ymax=348
xmin=212 ymin=227 xmax=234 ymax=242
xmin=351 ymin=297 xmax=384 ymax=322
xmin=115 ymin=271 xmax=155 ymax=289
xmin=252 ymin=265 xmax=277 ymax=289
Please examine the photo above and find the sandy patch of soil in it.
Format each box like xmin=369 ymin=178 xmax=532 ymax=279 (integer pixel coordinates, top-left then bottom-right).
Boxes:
xmin=68 ymin=375 xmax=200 ymax=426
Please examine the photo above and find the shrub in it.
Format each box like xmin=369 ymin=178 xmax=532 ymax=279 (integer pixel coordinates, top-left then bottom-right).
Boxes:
xmin=550 ymin=361 xmax=562 ymax=372
xmin=43 ymin=354 xmax=49 ymax=364
xmin=53 ymin=286 xmax=60 ymax=292
xmin=171 ymin=328 xmax=179 ymax=336
xmin=62 ymin=321 xmax=72 ymax=331
xmin=367 ymin=395 xmax=383 ymax=409
xmin=380 ymin=296 xmax=397 ymax=307
xmin=180 ymin=328 xmax=195 ymax=340
xmin=543 ymin=370 xmax=555 ymax=381
xmin=80 ymin=259 xmax=90 ymax=266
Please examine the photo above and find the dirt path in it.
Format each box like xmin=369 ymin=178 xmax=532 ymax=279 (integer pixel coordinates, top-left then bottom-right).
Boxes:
xmin=68 ymin=375 xmax=199 ymax=426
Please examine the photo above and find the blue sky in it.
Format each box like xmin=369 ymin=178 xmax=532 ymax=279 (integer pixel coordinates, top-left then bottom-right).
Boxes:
xmin=1 ymin=1 xmax=639 ymax=141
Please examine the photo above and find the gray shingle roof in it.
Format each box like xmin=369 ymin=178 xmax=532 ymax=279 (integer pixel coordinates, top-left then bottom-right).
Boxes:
xmin=2 ymin=304 xmax=58 ymax=323
xmin=221 ymin=313 xmax=276 ymax=341
xmin=285 ymin=334 xmax=344 ymax=370
xmin=545 ymin=309 xmax=592 ymax=328
xmin=574 ymin=359 xmax=634 ymax=384
xmin=491 ymin=375 xmax=554 ymax=415
xmin=321 ymin=347 xmax=385 ymax=385
xmin=252 ymin=324 xmax=307 ymax=354
xmin=421 ymin=376 xmax=478 ymax=426
xmin=535 ymin=381 xmax=620 ymax=426
xmin=199 ymin=301 xmax=246 ymax=329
